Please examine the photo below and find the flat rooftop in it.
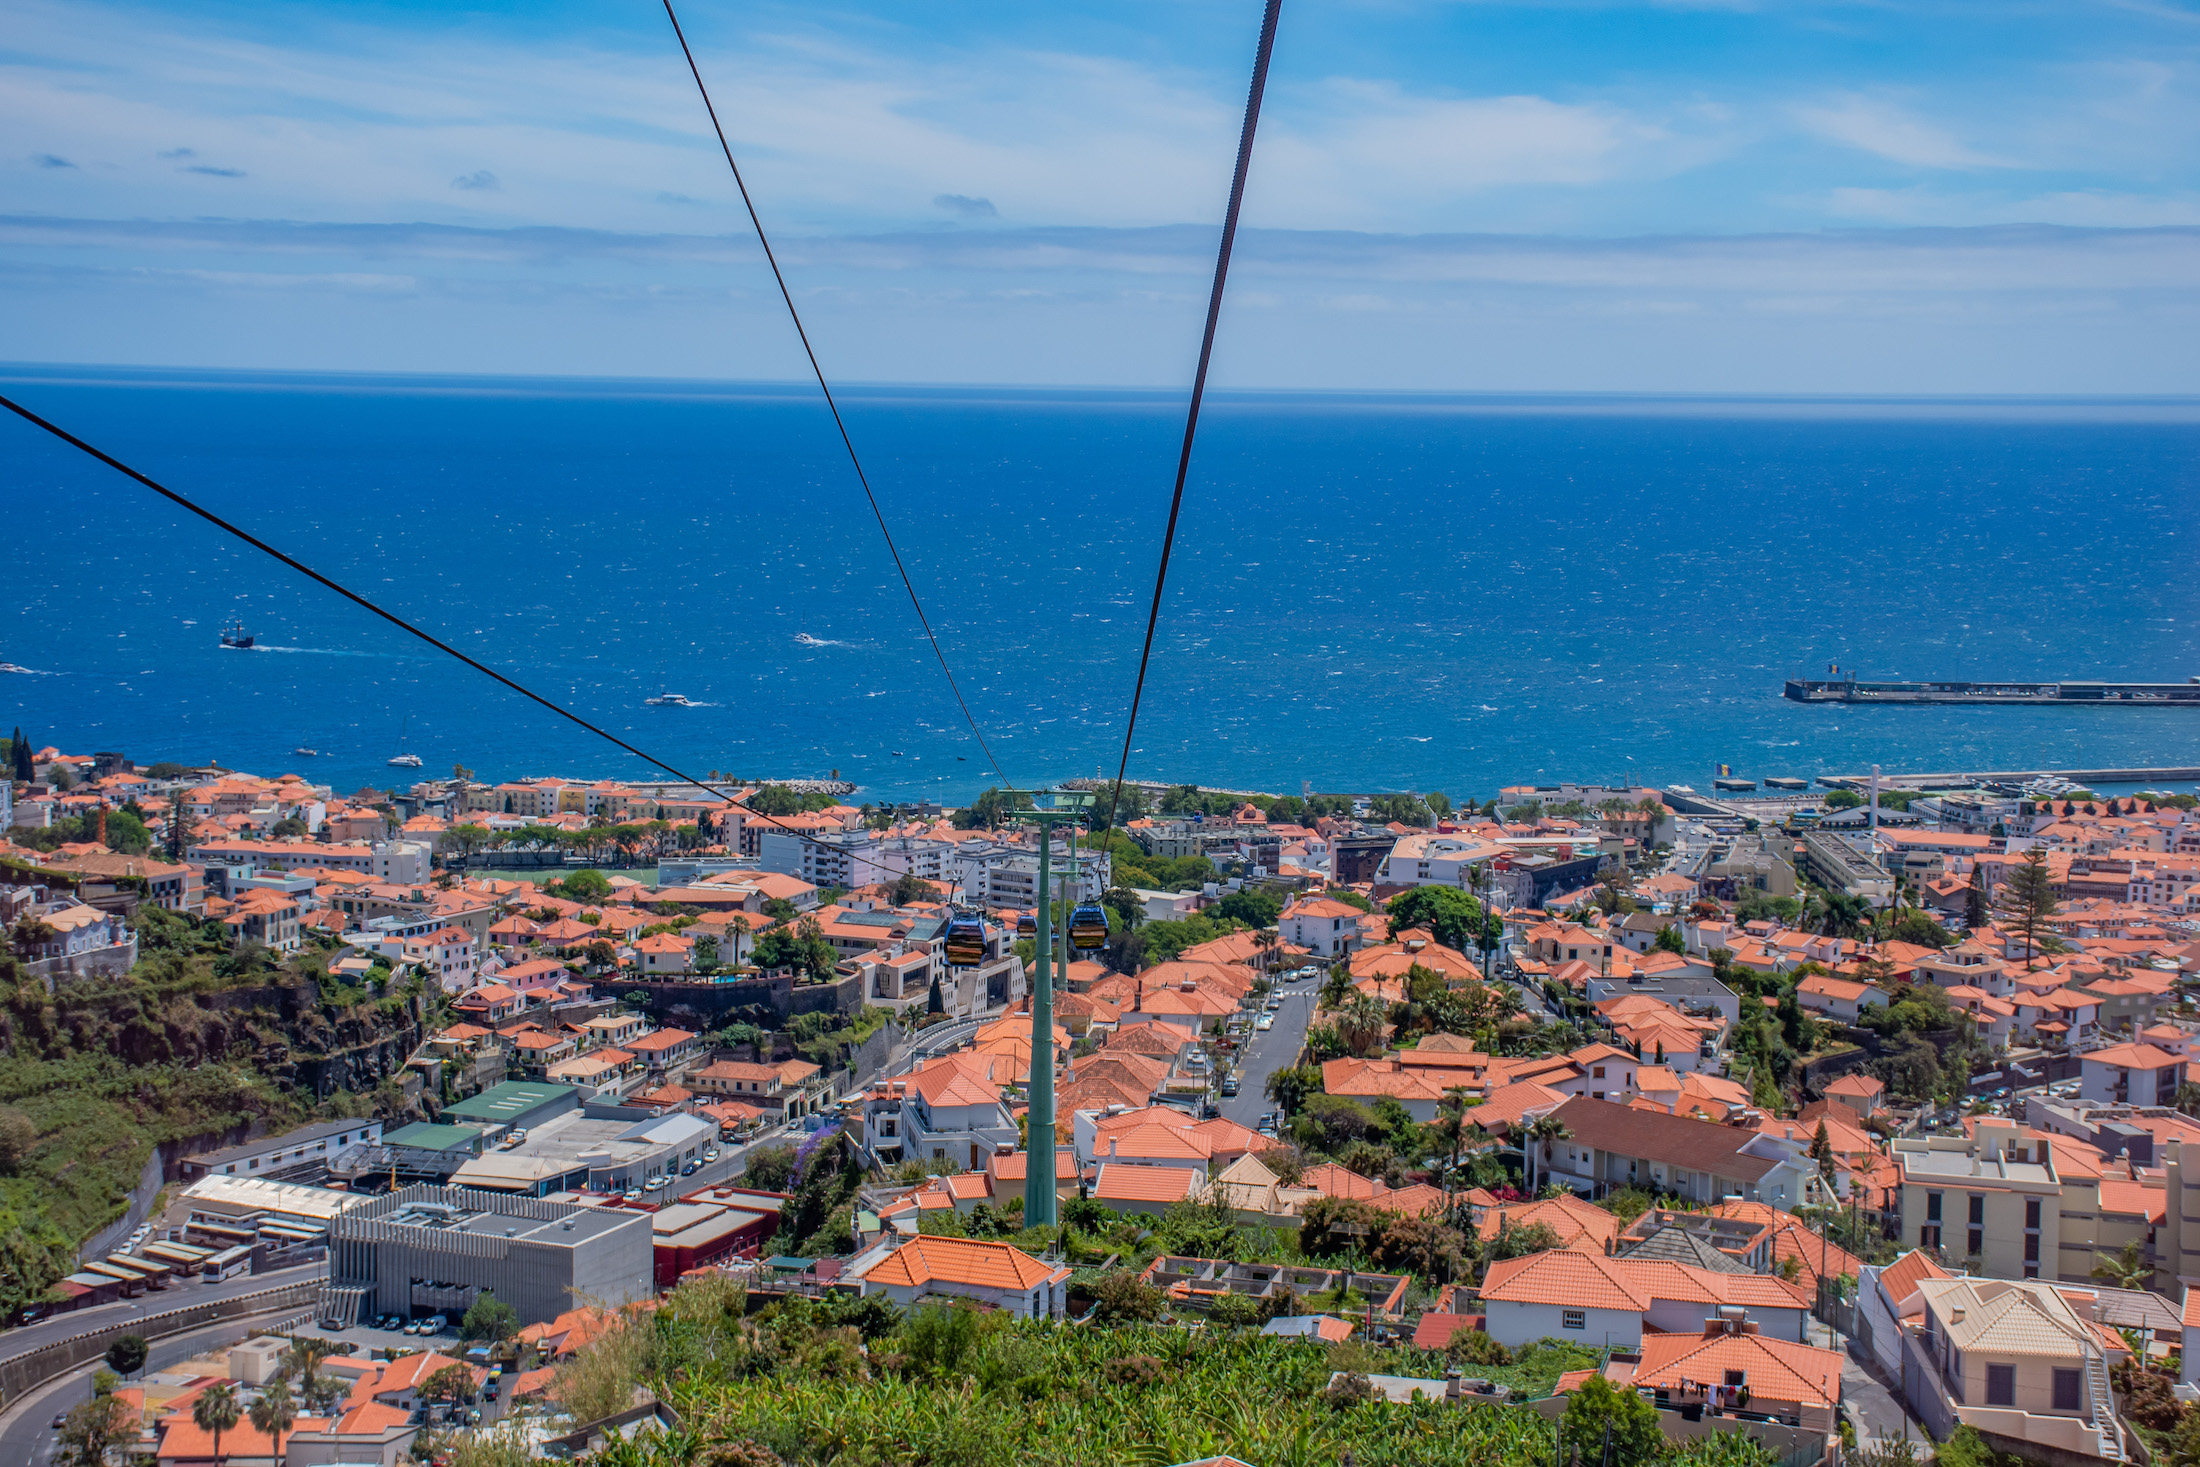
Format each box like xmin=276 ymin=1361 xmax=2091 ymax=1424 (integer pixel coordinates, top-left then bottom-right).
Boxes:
xmin=442 ymin=1081 xmax=582 ymax=1124
xmin=375 ymin=1195 xmax=637 ymax=1249
xmin=493 ymin=1108 xmax=713 ymax=1170
xmin=183 ymin=1175 xmax=372 ymax=1223
xmin=1899 ymin=1149 xmax=2056 ymax=1186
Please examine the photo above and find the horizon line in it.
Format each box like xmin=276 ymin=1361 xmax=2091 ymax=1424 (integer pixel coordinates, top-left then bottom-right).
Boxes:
xmin=8 ymin=360 xmax=2200 ymax=414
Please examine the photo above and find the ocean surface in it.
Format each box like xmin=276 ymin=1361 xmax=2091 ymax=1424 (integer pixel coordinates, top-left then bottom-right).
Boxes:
xmin=5 ymin=365 xmax=2200 ymax=806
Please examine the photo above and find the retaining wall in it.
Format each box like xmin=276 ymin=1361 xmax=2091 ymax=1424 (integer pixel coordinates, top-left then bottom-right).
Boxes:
xmin=0 ymin=1279 xmax=322 ymax=1408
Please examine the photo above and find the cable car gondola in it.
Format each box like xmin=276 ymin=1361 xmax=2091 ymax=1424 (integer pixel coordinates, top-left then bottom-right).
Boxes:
xmin=944 ymin=912 xmax=988 ymax=968
xmin=1016 ymin=911 xmax=1038 ymax=940
xmin=1068 ymin=904 xmax=1109 ymax=951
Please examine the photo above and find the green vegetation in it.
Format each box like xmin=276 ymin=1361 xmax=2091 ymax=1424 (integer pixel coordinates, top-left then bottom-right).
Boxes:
xmin=1386 ymin=886 xmax=1498 ymax=952
xmin=750 ymin=784 xmax=840 ymax=817
xmin=582 ymin=1275 xmax=1782 ymax=1467
xmin=10 ymin=807 xmax=152 ymax=855
xmin=0 ymin=912 xmax=424 ymax=1318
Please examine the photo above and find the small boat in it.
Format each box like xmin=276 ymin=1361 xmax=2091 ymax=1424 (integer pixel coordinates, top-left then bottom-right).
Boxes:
xmin=645 ymin=692 xmax=696 ymax=707
xmin=890 ymin=751 xmax=905 ymax=757
xmin=292 ymin=747 xmax=319 ymax=758
xmin=0 ymin=663 xmax=29 ymax=675
xmin=388 ymin=713 xmax=422 ymax=768
xmin=219 ymin=617 xmax=255 ymax=649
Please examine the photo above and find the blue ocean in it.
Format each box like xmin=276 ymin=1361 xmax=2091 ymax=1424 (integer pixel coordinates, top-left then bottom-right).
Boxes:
xmin=6 ymin=366 xmax=2199 ymax=804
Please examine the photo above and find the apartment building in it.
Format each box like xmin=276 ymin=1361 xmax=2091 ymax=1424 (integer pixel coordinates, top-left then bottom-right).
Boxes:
xmin=1893 ymin=1123 xmax=2061 ymax=1279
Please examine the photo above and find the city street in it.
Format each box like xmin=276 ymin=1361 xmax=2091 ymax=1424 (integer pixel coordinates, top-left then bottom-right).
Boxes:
xmin=1220 ymin=978 xmax=1318 ymax=1131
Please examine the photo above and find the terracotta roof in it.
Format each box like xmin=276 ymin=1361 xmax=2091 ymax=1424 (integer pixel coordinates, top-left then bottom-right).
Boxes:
xmin=1411 ymin=1312 xmax=1483 ymax=1350
xmin=1478 ymin=1195 xmax=1622 ymax=1251
xmin=2084 ymin=1042 xmax=2183 ymax=1069
xmin=1545 ymin=1097 xmax=1777 ymax=1181
xmin=1481 ymin=1250 xmax=1811 ymax=1314
xmin=859 ymin=1234 xmax=1067 ymax=1292
xmin=1634 ymin=1328 xmax=1844 ymax=1408
xmin=1092 ymin=1163 xmax=1206 ymax=1205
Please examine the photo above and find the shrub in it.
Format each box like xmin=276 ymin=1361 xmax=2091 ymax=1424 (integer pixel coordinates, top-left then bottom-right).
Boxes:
xmin=1102 ymin=1355 xmax=1166 ymax=1388
xmin=1449 ymin=1329 xmax=1512 ymax=1367
xmin=1091 ymin=1271 xmax=1165 ymax=1324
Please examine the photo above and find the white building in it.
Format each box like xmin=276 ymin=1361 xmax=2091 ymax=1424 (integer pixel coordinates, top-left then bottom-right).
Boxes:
xmin=374 ymin=840 xmax=433 ymax=884
xmin=1374 ymin=832 xmax=1504 ymax=890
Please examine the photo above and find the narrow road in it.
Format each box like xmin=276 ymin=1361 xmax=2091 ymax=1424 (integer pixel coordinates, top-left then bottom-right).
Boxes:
xmin=1221 ymin=979 xmax=1318 ymax=1130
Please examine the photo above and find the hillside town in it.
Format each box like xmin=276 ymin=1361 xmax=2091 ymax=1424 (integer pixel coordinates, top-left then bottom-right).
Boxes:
xmin=9 ymin=740 xmax=2200 ymax=1467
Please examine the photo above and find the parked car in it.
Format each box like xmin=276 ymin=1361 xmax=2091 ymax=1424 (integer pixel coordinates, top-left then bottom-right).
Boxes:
xmin=1220 ymin=1078 xmax=1240 ymax=1096
xmin=1256 ymin=1015 xmax=1274 ymax=1031
xmin=703 ymin=1148 xmax=721 ymax=1162
xmin=682 ymin=1160 xmax=701 ymax=1175
xmin=622 ymin=1188 xmax=642 ymax=1202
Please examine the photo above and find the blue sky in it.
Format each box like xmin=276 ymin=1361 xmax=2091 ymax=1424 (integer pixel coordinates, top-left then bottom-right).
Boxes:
xmin=7 ymin=0 xmax=2200 ymax=390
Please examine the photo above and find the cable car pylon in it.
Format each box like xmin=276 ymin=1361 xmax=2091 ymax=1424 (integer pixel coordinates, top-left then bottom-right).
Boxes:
xmin=1001 ymin=789 xmax=1095 ymax=1230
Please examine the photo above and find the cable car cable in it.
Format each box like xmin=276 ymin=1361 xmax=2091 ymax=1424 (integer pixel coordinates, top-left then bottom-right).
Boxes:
xmin=1099 ymin=0 xmax=1284 ymax=836
xmin=659 ymin=0 xmax=1011 ymax=792
xmin=0 ymin=389 xmax=930 ymax=873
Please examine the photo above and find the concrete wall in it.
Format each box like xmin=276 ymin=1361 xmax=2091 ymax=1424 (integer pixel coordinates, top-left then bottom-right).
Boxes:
xmin=1483 ymin=1298 xmax=1640 ymax=1350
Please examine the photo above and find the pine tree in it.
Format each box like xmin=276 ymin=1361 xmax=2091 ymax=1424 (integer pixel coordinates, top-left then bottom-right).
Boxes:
xmin=1808 ymin=1120 xmax=1836 ymax=1180
xmin=1996 ymin=848 xmax=2059 ymax=967
xmin=9 ymin=728 xmax=30 ymax=783
xmin=1965 ymin=866 xmax=1988 ymax=928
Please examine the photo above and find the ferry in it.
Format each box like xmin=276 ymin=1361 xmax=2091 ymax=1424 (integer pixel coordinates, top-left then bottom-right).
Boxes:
xmin=645 ymin=692 xmax=697 ymax=707
xmin=292 ymin=747 xmax=320 ymax=758
xmin=219 ymin=617 xmax=255 ymax=649
xmin=388 ymin=753 xmax=424 ymax=769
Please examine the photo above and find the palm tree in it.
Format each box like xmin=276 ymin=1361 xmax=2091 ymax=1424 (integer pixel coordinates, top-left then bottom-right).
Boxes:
xmin=1318 ymin=962 xmax=1355 ymax=1012
xmin=281 ymin=1337 xmax=339 ymax=1416
xmin=1524 ymin=1113 xmax=1572 ymax=1197
xmin=249 ymin=1379 xmax=297 ymax=1465
xmin=194 ymin=1381 xmax=241 ymax=1467
xmin=2092 ymin=1240 xmax=2153 ymax=1292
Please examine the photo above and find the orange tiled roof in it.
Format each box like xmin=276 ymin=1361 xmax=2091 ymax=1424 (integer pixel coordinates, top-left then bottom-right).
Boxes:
xmin=861 ymin=1234 xmax=1066 ymax=1291
xmin=1634 ymin=1328 xmax=1844 ymax=1408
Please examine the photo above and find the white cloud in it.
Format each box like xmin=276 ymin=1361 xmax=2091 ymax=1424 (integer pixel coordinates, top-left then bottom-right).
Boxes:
xmin=1793 ymin=93 xmax=2011 ymax=169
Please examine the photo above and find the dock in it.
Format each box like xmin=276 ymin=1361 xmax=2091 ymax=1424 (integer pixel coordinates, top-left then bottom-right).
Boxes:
xmin=1816 ymin=767 xmax=2200 ymax=791
xmin=1785 ymin=678 xmax=2200 ymax=706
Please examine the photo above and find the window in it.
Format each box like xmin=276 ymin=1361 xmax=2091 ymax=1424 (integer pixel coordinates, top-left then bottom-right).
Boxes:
xmin=2053 ymin=1369 xmax=2082 ymax=1412
xmin=1563 ymin=1310 xmax=1586 ymax=1330
xmin=1987 ymin=1365 xmax=2016 ymax=1407
xmin=1968 ymin=1195 xmax=1984 ymax=1225
xmin=1969 ymin=1227 xmax=1983 ymax=1257
xmin=1927 ymin=1192 xmax=1943 ymax=1222
xmin=2025 ymin=1198 xmax=2041 ymax=1228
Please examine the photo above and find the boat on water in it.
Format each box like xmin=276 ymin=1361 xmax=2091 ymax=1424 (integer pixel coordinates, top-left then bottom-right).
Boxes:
xmin=219 ymin=617 xmax=255 ymax=649
xmin=645 ymin=692 xmax=697 ymax=707
xmin=388 ymin=714 xmax=422 ymax=768
xmin=0 ymin=663 xmax=29 ymax=675
xmin=292 ymin=747 xmax=320 ymax=757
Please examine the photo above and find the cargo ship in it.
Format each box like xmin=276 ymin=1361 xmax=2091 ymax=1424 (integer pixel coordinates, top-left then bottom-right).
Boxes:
xmin=1785 ymin=677 xmax=2200 ymax=706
